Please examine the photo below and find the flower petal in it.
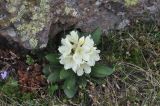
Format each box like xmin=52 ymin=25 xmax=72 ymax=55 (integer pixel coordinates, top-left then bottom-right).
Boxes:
xmin=76 ymin=68 xmax=84 ymax=76
xmin=78 ymin=36 xmax=85 ymax=46
xmin=73 ymin=53 xmax=82 ymax=65
xmin=60 ymin=55 xmax=76 ymax=70
xmin=1 ymin=71 xmax=8 ymax=79
xmin=68 ymin=31 xmax=79 ymax=43
xmin=83 ymin=64 xmax=91 ymax=74
xmin=82 ymin=35 xmax=94 ymax=50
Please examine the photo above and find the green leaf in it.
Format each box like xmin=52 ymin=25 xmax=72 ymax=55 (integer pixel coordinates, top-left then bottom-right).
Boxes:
xmin=42 ymin=65 xmax=52 ymax=76
xmin=63 ymin=77 xmax=77 ymax=98
xmin=91 ymin=64 xmax=114 ymax=78
xmin=63 ymin=77 xmax=76 ymax=89
xmin=45 ymin=53 xmax=59 ymax=64
xmin=47 ymin=71 xmax=60 ymax=83
xmin=63 ymin=87 xmax=77 ymax=98
xmin=48 ymin=84 xmax=58 ymax=95
xmin=91 ymin=27 xmax=102 ymax=45
xmin=60 ymin=69 xmax=74 ymax=80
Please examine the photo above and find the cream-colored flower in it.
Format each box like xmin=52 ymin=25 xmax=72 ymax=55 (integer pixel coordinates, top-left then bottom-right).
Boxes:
xmin=87 ymin=47 xmax=100 ymax=66
xmin=59 ymin=55 xmax=77 ymax=71
xmin=74 ymin=63 xmax=91 ymax=76
xmin=67 ymin=30 xmax=79 ymax=44
xmin=58 ymin=30 xmax=100 ymax=76
xmin=82 ymin=35 xmax=94 ymax=51
xmin=58 ymin=38 xmax=73 ymax=57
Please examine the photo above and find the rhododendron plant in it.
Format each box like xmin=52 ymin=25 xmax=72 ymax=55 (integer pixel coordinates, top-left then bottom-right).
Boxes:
xmin=44 ymin=29 xmax=114 ymax=98
xmin=58 ymin=31 xmax=100 ymax=76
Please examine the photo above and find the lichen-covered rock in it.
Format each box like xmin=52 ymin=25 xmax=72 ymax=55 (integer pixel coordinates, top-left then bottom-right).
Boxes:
xmin=0 ymin=0 xmax=160 ymax=49
xmin=0 ymin=0 xmax=51 ymax=49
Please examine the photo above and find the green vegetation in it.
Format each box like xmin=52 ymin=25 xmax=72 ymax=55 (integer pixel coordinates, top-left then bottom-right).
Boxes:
xmin=43 ymin=29 xmax=114 ymax=99
xmin=26 ymin=55 xmax=35 ymax=65
xmin=99 ymin=21 xmax=160 ymax=105
xmin=0 ymin=20 xmax=160 ymax=105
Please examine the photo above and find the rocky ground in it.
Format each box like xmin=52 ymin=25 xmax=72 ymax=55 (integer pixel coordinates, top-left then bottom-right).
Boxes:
xmin=0 ymin=0 xmax=160 ymax=105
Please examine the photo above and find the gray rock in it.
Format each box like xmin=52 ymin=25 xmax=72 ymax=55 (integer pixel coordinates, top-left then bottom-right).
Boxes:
xmin=50 ymin=0 xmax=160 ymax=35
xmin=0 ymin=0 xmax=160 ymax=49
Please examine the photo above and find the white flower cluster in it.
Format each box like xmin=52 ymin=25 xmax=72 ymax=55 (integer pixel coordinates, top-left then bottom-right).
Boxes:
xmin=58 ymin=31 xmax=100 ymax=76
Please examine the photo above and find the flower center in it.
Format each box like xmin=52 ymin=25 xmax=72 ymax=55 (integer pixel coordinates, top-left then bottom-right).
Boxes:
xmin=75 ymin=47 xmax=83 ymax=55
